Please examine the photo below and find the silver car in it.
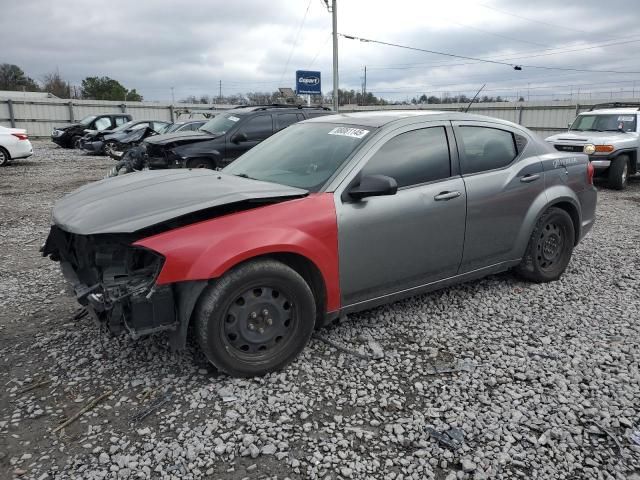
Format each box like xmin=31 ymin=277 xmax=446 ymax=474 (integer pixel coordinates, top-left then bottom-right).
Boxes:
xmin=545 ymin=103 xmax=639 ymax=189
xmin=43 ymin=110 xmax=597 ymax=377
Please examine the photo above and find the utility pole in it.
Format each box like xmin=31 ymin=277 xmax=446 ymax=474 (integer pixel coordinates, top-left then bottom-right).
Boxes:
xmin=219 ymin=80 xmax=222 ymax=104
xmin=331 ymin=0 xmax=339 ymax=112
xmin=171 ymin=86 xmax=175 ymax=105
xmin=363 ymin=66 xmax=367 ymax=105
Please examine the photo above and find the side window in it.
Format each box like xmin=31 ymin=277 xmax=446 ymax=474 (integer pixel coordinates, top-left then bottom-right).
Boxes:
xmin=239 ymin=115 xmax=273 ymax=141
xmin=457 ymin=126 xmax=517 ymax=175
xmin=114 ymin=117 xmax=128 ymax=126
xmin=362 ymin=127 xmax=451 ymax=188
xmin=276 ymin=113 xmax=300 ymax=131
xmin=131 ymin=122 xmax=149 ymax=130
xmin=94 ymin=117 xmax=111 ymax=130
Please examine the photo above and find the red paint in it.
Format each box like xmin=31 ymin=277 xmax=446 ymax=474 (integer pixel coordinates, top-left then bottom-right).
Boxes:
xmin=135 ymin=193 xmax=341 ymax=312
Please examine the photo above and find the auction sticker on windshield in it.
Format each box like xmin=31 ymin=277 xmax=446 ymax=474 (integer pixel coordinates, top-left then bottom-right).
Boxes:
xmin=228 ymin=116 xmax=240 ymax=122
xmin=328 ymin=127 xmax=369 ymax=139
xmin=618 ymin=116 xmax=635 ymax=122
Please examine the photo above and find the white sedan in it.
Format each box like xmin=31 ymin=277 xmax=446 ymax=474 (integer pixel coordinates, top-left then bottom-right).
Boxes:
xmin=0 ymin=125 xmax=33 ymax=166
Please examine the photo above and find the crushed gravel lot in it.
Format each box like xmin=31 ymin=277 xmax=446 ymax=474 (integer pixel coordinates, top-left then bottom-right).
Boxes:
xmin=1 ymin=141 xmax=639 ymax=480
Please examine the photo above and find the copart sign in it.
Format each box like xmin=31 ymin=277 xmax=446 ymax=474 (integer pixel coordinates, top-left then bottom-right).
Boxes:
xmin=296 ymin=70 xmax=322 ymax=95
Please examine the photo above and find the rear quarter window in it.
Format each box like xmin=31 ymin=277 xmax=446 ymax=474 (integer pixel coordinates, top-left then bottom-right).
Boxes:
xmin=457 ymin=126 xmax=518 ymax=175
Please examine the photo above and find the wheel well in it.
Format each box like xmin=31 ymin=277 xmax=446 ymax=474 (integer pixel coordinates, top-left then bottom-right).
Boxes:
xmin=0 ymin=145 xmax=10 ymax=160
xmin=550 ymin=201 xmax=580 ymax=245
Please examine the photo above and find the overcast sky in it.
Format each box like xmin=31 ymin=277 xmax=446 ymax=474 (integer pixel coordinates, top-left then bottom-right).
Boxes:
xmin=3 ymin=0 xmax=640 ymax=102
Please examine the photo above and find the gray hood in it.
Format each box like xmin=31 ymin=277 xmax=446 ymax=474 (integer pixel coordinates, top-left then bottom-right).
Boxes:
xmin=52 ymin=169 xmax=307 ymax=235
xmin=545 ymin=130 xmax=639 ymax=145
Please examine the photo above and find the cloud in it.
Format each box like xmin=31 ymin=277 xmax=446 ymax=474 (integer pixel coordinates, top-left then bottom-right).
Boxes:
xmin=1 ymin=0 xmax=638 ymax=102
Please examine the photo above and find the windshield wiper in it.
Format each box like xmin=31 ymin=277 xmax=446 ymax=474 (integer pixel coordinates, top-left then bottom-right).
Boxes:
xmin=234 ymin=173 xmax=254 ymax=180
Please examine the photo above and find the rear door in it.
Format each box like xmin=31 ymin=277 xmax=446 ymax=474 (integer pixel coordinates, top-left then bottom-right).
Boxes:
xmin=276 ymin=112 xmax=304 ymax=131
xmin=452 ymin=121 xmax=545 ymax=272
xmin=336 ymin=123 xmax=466 ymax=306
xmin=224 ymin=114 xmax=274 ymax=166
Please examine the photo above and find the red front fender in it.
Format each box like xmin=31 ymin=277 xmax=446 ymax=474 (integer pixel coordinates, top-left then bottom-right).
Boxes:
xmin=134 ymin=193 xmax=341 ymax=311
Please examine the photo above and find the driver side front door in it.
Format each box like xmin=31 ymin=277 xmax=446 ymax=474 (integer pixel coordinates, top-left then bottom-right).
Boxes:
xmin=336 ymin=124 xmax=467 ymax=307
xmin=223 ymin=114 xmax=274 ymax=167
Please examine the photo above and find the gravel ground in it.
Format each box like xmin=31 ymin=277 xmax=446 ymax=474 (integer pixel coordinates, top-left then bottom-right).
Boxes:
xmin=1 ymin=141 xmax=639 ymax=480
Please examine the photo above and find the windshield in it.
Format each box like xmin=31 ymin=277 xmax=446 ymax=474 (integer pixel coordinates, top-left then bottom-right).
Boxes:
xmin=223 ymin=123 xmax=372 ymax=192
xmin=200 ymin=113 xmax=243 ymax=134
xmin=79 ymin=115 xmax=97 ymax=126
xmin=571 ymin=114 xmax=637 ymax=132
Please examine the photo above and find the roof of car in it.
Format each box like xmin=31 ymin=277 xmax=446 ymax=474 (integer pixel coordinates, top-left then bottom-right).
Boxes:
xmin=579 ymin=108 xmax=639 ymax=115
xmin=304 ymin=110 xmax=517 ymax=128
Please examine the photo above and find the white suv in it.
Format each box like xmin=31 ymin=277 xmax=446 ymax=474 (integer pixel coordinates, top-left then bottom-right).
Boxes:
xmin=545 ymin=103 xmax=639 ymax=190
xmin=0 ymin=125 xmax=33 ymax=167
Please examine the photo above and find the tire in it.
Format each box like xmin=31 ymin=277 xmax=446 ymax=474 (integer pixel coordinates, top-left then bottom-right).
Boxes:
xmin=186 ymin=158 xmax=215 ymax=169
xmin=0 ymin=147 xmax=9 ymax=166
xmin=72 ymin=135 xmax=82 ymax=149
xmin=194 ymin=259 xmax=316 ymax=377
xmin=103 ymin=141 xmax=117 ymax=157
xmin=516 ymin=207 xmax=575 ymax=283
xmin=607 ymin=155 xmax=629 ymax=190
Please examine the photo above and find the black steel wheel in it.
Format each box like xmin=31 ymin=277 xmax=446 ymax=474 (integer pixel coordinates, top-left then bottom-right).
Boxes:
xmin=516 ymin=207 xmax=575 ymax=283
xmin=194 ymin=259 xmax=315 ymax=377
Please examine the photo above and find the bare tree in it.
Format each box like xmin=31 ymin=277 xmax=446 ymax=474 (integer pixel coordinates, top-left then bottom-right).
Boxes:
xmin=43 ymin=69 xmax=71 ymax=98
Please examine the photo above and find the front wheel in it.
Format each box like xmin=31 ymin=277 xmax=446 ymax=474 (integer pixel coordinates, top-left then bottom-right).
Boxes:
xmin=608 ymin=155 xmax=629 ymax=190
xmin=186 ymin=158 xmax=214 ymax=169
xmin=103 ymin=141 xmax=117 ymax=157
xmin=194 ymin=259 xmax=316 ymax=377
xmin=516 ymin=207 xmax=575 ymax=283
xmin=72 ymin=135 xmax=82 ymax=149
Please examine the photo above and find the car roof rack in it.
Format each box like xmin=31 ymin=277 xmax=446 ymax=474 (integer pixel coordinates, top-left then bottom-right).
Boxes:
xmin=250 ymin=104 xmax=332 ymax=111
xmin=589 ymin=102 xmax=640 ymax=111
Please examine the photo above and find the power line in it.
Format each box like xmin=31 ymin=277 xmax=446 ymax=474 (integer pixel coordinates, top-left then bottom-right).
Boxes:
xmin=339 ymin=33 xmax=640 ymax=75
xmin=278 ymin=0 xmax=312 ymax=85
xmin=364 ymin=37 xmax=640 ymax=71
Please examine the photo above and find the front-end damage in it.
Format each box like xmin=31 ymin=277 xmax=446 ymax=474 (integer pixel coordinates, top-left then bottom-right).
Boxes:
xmin=42 ymin=226 xmax=206 ymax=347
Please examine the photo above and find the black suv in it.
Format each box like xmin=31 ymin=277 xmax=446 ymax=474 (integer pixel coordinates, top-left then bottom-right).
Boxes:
xmin=144 ymin=105 xmax=332 ymax=170
xmin=51 ymin=114 xmax=132 ymax=148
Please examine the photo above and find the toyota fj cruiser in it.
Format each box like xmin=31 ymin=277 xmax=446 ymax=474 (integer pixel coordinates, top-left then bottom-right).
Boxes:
xmin=545 ymin=103 xmax=639 ymax=190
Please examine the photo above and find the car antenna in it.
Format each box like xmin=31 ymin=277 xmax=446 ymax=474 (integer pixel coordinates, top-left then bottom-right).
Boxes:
xmin=464 ymin=84 xmax=486 ymax=113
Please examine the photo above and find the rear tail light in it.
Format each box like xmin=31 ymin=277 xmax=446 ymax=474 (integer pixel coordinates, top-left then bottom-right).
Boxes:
xmin=12 ymin=133 xmax=28 ymax=141
xmin=587 ymin=161 xmax=595 ymax=185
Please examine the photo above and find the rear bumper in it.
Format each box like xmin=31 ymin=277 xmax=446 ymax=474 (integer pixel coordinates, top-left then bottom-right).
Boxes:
xmin=577 ymin=186 xmax=597 ymax=243
xmin=9 ymin=140 xmax=33 ymax=159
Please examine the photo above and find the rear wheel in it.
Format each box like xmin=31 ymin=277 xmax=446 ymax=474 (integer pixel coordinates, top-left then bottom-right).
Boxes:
xmin=608 ymin=155 xmax=629 ymax=190
xmin=194 ymin=259 xmax=316 ymax=377
xmin=186 ymin=158 xmax=215 ymax=169
xmin=516 ymin=207 xmax=575 ymax=283
xmin=0 ymin=147 xmax=9 ymax=166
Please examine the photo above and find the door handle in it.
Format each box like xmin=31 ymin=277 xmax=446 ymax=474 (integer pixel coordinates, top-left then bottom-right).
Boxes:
xmin=520 ymin=174 xmax=540 ymax=183
xmin=434 ymin=191 xmax=461 ymax=201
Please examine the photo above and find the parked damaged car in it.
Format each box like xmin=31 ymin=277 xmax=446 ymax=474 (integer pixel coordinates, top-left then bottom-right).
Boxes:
xmin=43 ymin=111 xmax=596 ymax=377
xmin=81 ymin=120 xmax=170 ymax=156
xmin=52 ymin=114 xmax=132 ymax=149
xmin=144 ymin=105 xmax=332 ymax=170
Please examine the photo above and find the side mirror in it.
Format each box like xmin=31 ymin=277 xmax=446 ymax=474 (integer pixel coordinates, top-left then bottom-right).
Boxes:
xmin=347 ymin=174 xmax=398 ymax=200
xmin=568 ymin=122 xmax=572 ymax=129
xmin=231 ymin=132 xmax=248 ymax=144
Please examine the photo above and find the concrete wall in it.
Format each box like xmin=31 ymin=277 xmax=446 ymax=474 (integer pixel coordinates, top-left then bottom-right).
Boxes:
xmin=0 ymin=96 xmax=636 ymax=139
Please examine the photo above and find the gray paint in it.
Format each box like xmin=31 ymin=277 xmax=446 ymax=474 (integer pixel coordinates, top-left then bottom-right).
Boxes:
xmin=52 ymin=169 xmax=307 ymax=235
xmin=329 ymin=112 xmax=597 ymax=311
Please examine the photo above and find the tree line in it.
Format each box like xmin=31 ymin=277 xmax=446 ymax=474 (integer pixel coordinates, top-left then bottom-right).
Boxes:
xmin=0 ymin=63 xmax=143 ymax=101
